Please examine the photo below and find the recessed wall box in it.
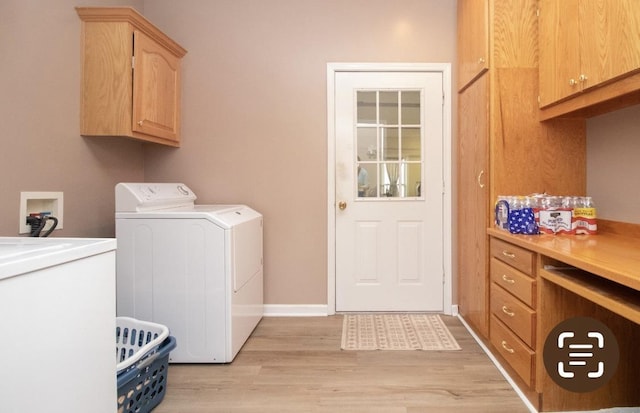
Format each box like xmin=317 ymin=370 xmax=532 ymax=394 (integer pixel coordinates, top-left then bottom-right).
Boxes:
xmin=19 ymin=192 xmax=64 ymax=234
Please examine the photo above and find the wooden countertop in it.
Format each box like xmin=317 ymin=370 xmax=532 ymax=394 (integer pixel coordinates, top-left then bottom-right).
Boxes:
xmin=487 ymin=225 xmax=640 ymax=292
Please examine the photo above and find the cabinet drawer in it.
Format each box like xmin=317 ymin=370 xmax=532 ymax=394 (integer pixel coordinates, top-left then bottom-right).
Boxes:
xmin=490 ymin=283 xmax=536 ymax=347
xmin=490 ymin=315 xmax=535 ymax=388
xmin=490 ymin=238 xmax=535 ymax=275
xmin=490 ymin=258 xmax=536 ymax=307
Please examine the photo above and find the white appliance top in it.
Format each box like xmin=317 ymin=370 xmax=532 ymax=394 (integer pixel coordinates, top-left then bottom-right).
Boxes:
xmin=115 ymin=183 xmax=262 ymax=229
xmin=0 ymin=237 xmax=116 ymax=281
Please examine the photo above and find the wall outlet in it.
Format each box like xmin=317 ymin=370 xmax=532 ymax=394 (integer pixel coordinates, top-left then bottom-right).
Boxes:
xmin=19 ymin=191 xmax=64 ymax=235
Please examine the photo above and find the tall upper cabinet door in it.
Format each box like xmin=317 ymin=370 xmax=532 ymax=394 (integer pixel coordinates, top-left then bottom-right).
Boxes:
xmin=132 ymin=30 xmax=181 ymax=144
xmin=458 ymin=0 xmax=489 ymax=91
xmin=457 ymin=74 xmax=490 ymax=338
xmin=538 ymin=0 xmax=580 ymax=107
xmin=579 ymin=0 xmax=640 ymax=91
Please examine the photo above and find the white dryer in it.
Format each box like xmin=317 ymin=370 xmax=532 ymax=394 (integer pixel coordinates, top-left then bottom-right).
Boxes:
xmin=115 ymin=182 xmax=263 ymax=363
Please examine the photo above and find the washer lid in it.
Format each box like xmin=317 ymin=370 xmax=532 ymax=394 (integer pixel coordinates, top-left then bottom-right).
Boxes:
xmin=116 ymin=183 xmax=196 ymax=212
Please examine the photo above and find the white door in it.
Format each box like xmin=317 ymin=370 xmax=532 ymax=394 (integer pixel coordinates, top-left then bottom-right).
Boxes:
xmin=335 ymin=71 xmax=444 ymax=312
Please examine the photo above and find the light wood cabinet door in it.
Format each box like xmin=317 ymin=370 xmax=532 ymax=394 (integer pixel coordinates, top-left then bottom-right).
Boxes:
xmin=79 ymin=22 xmax=133 ymax=138
xmin=579 ymin=0 xmax=640 ymax=91
xmin=457 ymin=74 xmax=489 ymax=338
xmin=539 ymin=0 xmax=640 ymax=109
xmin=538 ymin=0 xmax=581 ymax=107
xmin=132 ymin=30 xmax=181 ymax=144
xmin=457 ymin=0 xmax=489 ymax=91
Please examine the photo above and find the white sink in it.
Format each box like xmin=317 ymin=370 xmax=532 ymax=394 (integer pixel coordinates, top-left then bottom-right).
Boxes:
xmin=0 ymin=237 xmax=116 ymax=281
xmin=0 ymin=240 xmax=71 ymax=260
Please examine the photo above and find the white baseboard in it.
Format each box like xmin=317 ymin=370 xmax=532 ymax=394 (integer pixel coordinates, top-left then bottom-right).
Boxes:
xmin=457 ymin=315 xmax=538 ymax=413
xmin=264 ymin=304 xmax=458 ymax=317
xmin=450 ymin=304 xmax=459 ymax=316
xmin=264 ymin=304 xmax=329 ymax=317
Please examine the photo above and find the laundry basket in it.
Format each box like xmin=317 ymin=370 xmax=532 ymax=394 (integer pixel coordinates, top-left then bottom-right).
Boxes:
xmin=116 ymin=317 xmax=176 ymax=413
xmin=116 ymin=317 xmax=169 ymax=374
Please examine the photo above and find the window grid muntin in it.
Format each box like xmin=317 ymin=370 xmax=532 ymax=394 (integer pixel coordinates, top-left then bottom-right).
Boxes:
xmin=356 ymin=89 xmax=423 ymax=199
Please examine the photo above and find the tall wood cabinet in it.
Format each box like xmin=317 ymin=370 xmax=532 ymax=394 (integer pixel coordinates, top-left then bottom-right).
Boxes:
xmin=76 ymin=7 xmax=187 ymax=147
xmin=456 ymin=0 xmax=586 ymax=402
xmin=458 ymin=74 xmax=489 ymax=337
xmin=538 ymin=0 xmax=640 ymax=119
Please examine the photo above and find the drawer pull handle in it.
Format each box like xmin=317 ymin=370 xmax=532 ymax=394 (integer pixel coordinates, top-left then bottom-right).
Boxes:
xmin=501 ymin=340 xmax=515 ymax=354
xmin=501 ymin=274 xmax=515 ymax=284
xmin=502 ymin=251 xmax=516 ymax=259
xmin=502 ymin=306 xmax=515 ymax=317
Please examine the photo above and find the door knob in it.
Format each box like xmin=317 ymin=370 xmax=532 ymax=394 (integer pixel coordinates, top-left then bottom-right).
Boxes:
xmin=338 ymin=201 xmax=347 ymax=210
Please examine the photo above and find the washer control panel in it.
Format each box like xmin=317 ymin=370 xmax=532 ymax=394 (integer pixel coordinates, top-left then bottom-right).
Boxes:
xmin=115 ymin=183 xmax=197 ymax=212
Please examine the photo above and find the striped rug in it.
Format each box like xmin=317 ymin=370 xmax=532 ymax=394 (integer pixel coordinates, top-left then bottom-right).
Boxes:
xmin=341 ymin=313 xmax=461 ymax=351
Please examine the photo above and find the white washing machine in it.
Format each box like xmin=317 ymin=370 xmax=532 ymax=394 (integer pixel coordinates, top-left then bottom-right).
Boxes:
xmin=115 ymin=182 xmax=263 ymax=363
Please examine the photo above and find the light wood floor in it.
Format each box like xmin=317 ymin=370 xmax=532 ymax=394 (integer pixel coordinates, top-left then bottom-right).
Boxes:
xmin=154 ymin=315 xmax=530 ymax=413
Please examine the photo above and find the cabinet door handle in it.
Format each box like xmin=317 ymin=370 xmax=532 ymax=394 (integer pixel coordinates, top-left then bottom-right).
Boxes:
xmin=502 ymin=274 xmax=515 ymax=284
xmin=478 ymin=57 xmax=485 ymax=64
xmin=579 ymin=74 xmax=588 ymax=83
xmin=477 ymin=170 xmax=485 ymax=188
xmin=569 ymin=78 xmax=577 ymax=86
xmin=137 ymin=120 xmax=144 ymax=126
xmin=502 ymin=306 xmax=515 ymax=317
xmin=501 ymin=340 xmax=515 ymax=354
xmin=502 ymin=250 xmax=516 ymax=259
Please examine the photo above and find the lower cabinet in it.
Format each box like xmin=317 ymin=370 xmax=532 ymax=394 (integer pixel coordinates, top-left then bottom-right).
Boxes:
xmin=487 ymin=228 xmax=640 ymax=411
xmin=489 ymin=236 xmax=537 ymax=389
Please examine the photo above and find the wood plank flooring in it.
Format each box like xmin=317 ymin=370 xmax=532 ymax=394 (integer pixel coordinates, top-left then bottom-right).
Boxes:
xmin=154 ymin=315 xmax=529 ymax=413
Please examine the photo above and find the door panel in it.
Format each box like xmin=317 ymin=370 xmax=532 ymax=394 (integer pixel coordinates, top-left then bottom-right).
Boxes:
xmin=538 ymin=0 xmax=580 ymax=106
xmin=397 ymin=221 xmax=422 ymax=281
xmin=457 ymin=0 xmax=489 ymax=90
xmin=457 ymin=73 xmax=489 ymax=337
xmin=132 ymin=30 xmax=181 ymax=143
xmin=335 ymin=71 xmax=444 ymax=312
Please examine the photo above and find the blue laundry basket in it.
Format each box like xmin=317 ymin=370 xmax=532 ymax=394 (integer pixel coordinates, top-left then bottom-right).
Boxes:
xmin=116 ymin=317 xmax=176 ymax=413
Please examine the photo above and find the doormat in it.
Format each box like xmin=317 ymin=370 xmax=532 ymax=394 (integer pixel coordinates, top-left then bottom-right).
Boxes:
xmin=341 ymin=313 xmax=461 ymax=351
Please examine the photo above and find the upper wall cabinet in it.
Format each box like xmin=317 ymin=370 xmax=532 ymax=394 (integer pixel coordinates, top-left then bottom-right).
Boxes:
xmin=457 ymin=0 xmax=489 ymax=91
xmin=539 ymin=0 xmax=640 ymax=119
xmin=76 ymin=7 xmax=187 ymax=147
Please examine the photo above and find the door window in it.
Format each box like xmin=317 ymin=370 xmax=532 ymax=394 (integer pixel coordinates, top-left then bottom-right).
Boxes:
xmin=356 ymin=90 xmax=422 ymax=199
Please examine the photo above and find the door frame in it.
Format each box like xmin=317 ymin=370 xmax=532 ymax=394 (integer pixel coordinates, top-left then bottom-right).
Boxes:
xmin=326 ymin=62 xmax=453 ymax=315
